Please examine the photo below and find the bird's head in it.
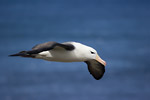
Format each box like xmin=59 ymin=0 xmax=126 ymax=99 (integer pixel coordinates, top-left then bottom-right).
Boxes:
xmin=86 ymin=47 xmax=106 ymax=66
xmin=73 ymin=42 xmax=106 ymax=66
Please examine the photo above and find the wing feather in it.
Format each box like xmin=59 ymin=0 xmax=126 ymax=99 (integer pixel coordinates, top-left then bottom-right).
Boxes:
xmin=27 ymin=41 xmax=75 ymax=54
xmin=9 ymin=41 xmax=75 ymax=56
xmin=85 ymin=60 xmax=105 ymax=80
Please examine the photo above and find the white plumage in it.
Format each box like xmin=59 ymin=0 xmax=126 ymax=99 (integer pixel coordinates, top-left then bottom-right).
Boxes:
xmin=10 ymin=41 xmax=106 ymax=80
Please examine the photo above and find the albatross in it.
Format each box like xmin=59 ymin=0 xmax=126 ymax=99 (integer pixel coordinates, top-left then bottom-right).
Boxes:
xmin=10 ymin=41 xmax=106 ymax=80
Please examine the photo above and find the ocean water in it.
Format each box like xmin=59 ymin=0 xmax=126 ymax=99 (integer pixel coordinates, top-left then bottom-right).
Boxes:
xmin=0 ymin=0 xmax=150 ymax=100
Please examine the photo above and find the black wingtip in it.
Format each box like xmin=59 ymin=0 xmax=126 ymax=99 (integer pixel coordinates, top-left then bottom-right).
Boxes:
xmin=85 ymin=60 xmax=105 ymax=80
xmin=9 ymin=53 xmax=23 ymax=57
xmin=9 ymin=51 xmax=35 ymax=58
xmin=9 ymin=54 xmax=16 ymax=57
xmin=9 ymin=51 xmax=27 ymax=57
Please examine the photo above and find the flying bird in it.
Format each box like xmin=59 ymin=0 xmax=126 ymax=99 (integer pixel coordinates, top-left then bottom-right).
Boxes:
xmin=9 ymin=41 xmax=106 ymax=80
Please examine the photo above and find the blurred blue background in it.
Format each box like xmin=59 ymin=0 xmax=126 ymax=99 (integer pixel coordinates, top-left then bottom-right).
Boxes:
xmin=0 ymin=0 xmax=150 ymax=100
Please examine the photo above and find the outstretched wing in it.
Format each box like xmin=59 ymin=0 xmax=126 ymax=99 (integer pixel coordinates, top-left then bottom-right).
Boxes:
xmin=9 ymin=41 xmax=75 ymax=56
xmin=85 ymin=60 xmax=105 ymax=80
xmin=27 ymin=41 xmax=75 ymax=54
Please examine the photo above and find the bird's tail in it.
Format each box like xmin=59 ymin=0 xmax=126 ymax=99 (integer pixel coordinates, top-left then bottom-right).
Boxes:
xmin=9 ymin=51 xmax=35 ymax=58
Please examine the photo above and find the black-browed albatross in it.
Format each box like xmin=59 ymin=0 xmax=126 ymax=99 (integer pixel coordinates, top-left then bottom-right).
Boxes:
xmin=10 ymin=41 xmax=106 ymax=80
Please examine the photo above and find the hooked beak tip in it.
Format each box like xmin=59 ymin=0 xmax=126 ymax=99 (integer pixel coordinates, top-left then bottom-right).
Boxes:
xmin=96 ymin=54 xmax=106 ymax=66
xmin=103 ymin=61 xmax=106 ymax=66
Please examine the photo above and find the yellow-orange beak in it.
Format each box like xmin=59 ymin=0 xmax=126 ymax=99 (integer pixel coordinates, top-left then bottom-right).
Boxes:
xmin=96 ymin=54 xmax=106 ymax=66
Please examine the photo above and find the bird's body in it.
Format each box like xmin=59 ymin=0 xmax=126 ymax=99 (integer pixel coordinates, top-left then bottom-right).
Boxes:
xmin=36 ymin=42 xmax=97 ymax=62
xmin=10 ymin=41 xmax=106 ymax=80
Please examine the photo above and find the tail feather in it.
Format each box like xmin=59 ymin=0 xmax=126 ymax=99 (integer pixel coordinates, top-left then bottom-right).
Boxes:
xmin=9 ymin=51 xmax=35 ymax=58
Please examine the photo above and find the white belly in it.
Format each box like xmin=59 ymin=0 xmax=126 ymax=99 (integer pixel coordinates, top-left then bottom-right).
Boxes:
xmin=35 ymin=50 xmax=84 ymax=62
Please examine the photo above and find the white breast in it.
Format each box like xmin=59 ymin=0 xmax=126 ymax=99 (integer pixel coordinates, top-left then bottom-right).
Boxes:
xmin=35 ymin=49 xmax=84 ymax=62
xmin=35 ymin=42 xmax=93 ymax=62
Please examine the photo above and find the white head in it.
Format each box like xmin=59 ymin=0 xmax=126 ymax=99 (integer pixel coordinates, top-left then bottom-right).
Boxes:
xmin=73 ymin=42 xmax=106 ymax=66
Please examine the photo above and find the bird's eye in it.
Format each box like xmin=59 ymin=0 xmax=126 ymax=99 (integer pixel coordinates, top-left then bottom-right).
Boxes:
xmin=90 ymin=51 xmax=95 ymax=54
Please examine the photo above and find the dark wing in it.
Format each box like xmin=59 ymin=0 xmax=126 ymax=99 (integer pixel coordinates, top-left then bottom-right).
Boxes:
xmin=27 ymin=41 xmax=75 ymax=54
xmin=85 ymin=60 xmax=105 ymax=80
xmin=9 ymin=41 xmax=75 ymax=57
